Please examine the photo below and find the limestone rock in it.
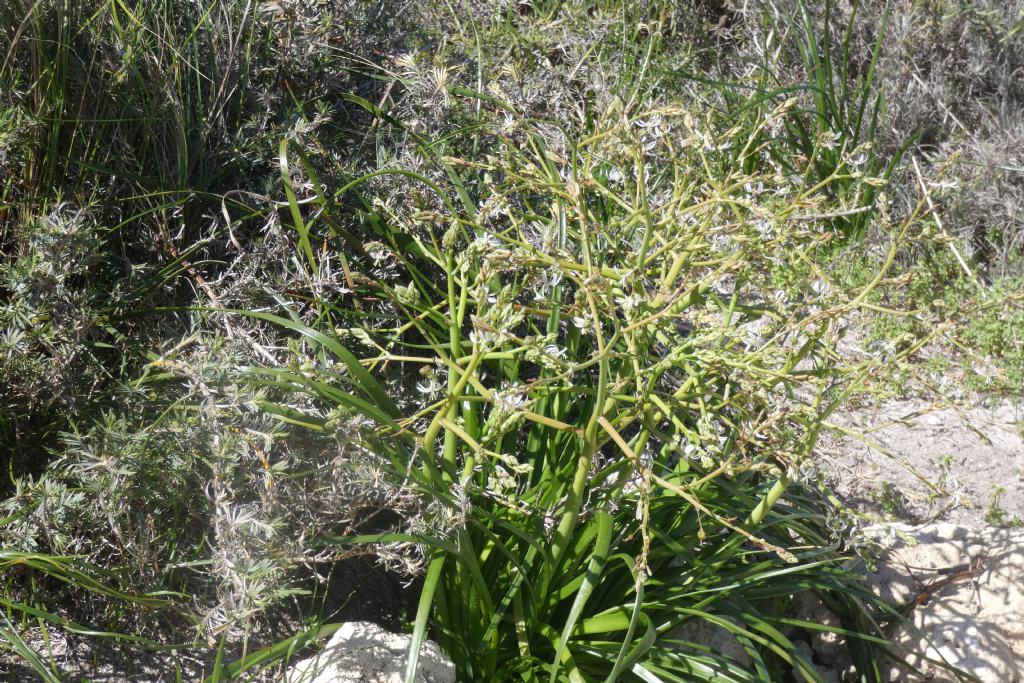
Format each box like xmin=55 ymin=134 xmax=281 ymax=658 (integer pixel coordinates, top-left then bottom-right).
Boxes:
xmin=285 ymin=621 xmax=455 ymax=683
xmin=865 ymin=523 xmax=1024 ymax=682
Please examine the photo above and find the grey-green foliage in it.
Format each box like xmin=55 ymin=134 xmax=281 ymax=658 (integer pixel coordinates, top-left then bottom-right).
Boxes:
xmin=856 ymin=0 xmax=1024 ymax=275
xmin=0 ymin=203 xmax=108 ymax=418
xmin=2 ymin=342 xmax=422 ymax=649
xmin=0 ymin=0 xmax=423 ymax=468
xmin=0 ymin=0 xmax=429 ymax=666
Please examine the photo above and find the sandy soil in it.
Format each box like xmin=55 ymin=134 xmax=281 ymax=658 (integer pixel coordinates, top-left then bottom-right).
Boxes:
xmin=819 ymin=399 xmax=1024 ymax=527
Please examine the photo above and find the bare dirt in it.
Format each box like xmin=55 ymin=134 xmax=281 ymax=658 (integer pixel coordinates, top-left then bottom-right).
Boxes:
xmin=819 ymin=399 xmax=1024 ymax=527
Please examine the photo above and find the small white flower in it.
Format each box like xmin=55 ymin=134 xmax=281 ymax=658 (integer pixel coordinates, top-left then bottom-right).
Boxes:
xmin=485 ymin=384 xmax=530 ymax=439
xmin=366 ymin=242 xmax=390 ymax=264
xmin=469 ymin=328 xmax=501 ymax=350
xmin=492 ymin=384 xmax=527 ymax=415
xmin=416 ymin=378 xmax=443 ymax=399
xmin=714 ymin=275 xmax=736 ymax=296
xmin=711 ymin=233 xmax=731 ymax=252
xmin=754 ymin=218 xmax=774 ymax=239
xmin=472 ymin=233 xmax=502 ymax=252
xmin=683 ymin=442 xmax=703 ymax=460
xmin=616 ymin=293 xmax=642 ymax=315
xmin=819 ymin=131 xmax=841 ymax=151
xmin=544 ymin=344 xmax=567 ymax=360
xmin=846 ymin=143 xmax=871 ymax=168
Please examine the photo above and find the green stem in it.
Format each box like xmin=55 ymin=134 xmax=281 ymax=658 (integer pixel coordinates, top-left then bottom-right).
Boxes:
xmin=746 ymin=467 xmax=792 ymax=527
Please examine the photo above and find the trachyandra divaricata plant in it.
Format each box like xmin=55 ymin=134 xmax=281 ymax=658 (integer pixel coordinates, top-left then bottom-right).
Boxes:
xmin=244 ymin=87 xmax=936 ymax=681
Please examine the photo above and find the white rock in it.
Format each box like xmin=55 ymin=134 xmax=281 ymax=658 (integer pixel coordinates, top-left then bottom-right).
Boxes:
xmin=865 ymin=523 xmax=1024 ymax=682
xmin=285 ymin=621 xmax=455 ymax=683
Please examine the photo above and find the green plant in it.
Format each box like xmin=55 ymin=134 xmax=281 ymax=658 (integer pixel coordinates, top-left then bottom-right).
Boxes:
xmin=984 ymin=485 xmax=1023 ymax=528
xmin=960 ymin=278 xmax=1024 ymax=393
xmin=707 ymin=0 xmax=913 ymax=241
xmin=870 ymin=481 xmax=908 ymax=520
xmin=0 ymin=550 xmax=175 ymax=681
xmin=0 ymin=0 xmax=430 ymax=670
xmin=0 ymin=0 xmax=408 ymax=477
xmin=227 ymin=80 xmax=946 ymax=679
xmin=923 ymin=452 xmax=959 ymax=514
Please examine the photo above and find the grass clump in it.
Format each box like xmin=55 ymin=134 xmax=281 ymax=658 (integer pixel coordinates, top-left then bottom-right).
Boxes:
xmin=0 ymin=0 xmax=413 ymax=475
xmin=735 ymin=0 xmax=1024 ymax=273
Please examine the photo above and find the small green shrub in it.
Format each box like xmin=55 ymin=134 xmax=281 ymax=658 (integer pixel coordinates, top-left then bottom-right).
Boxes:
xmin=870 ymin=481 xmax=909 ymax=520
xmin=0 ymin=201 xmax=114 ymax=468
xmin=985 ymin=486 xmax=1024 ymax=528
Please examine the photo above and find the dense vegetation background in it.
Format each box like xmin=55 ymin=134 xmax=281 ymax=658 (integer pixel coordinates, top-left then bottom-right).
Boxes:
xmin=1 ymin=1 xmax=1022 ymax=681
